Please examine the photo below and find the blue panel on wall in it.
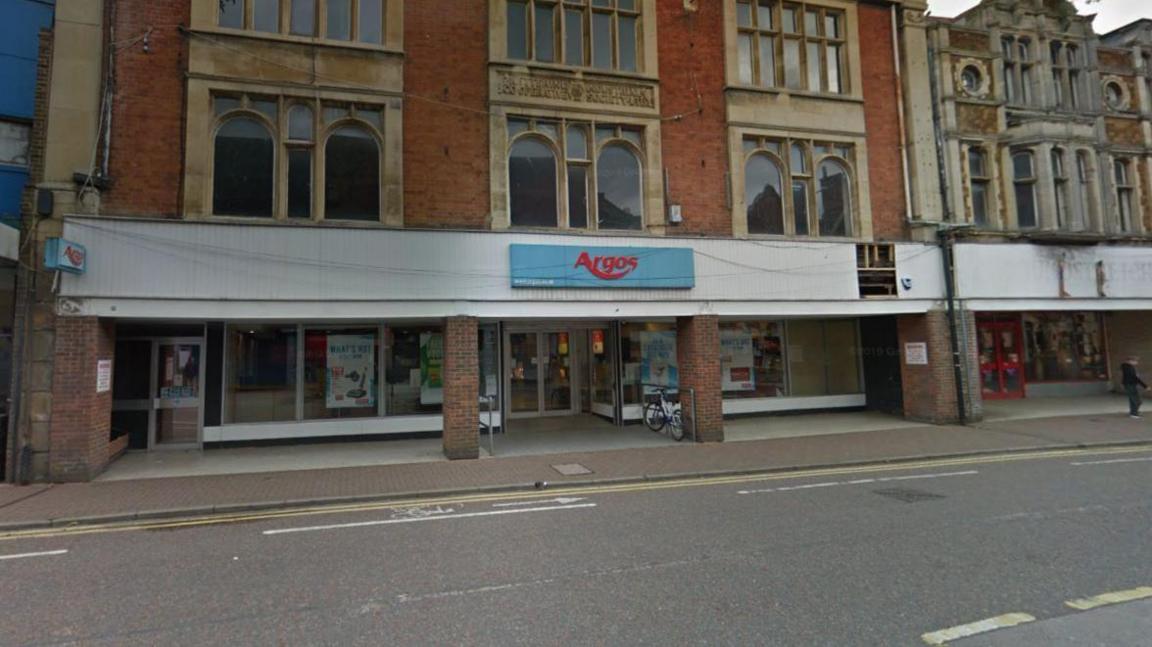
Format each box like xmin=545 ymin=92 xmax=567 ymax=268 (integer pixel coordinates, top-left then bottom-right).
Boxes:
xmin=510 ymin=244 xmax=696 ymax=289
xmin=0 ymin=166 xmax=28 ymax=225
xmin=0 ymin=0 xmax=56 ymax=119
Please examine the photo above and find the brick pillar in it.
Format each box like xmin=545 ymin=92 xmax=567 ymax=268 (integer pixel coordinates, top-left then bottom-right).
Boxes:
xmin=897 ymin=309 xmax=981 ymax=424
xmin=677 ymin=315 xmax=724 ymax=442
xmin=48 ymin=317 xmax=115 ymax=482
xmin=442 ymin=316 xmax=479 ymax=460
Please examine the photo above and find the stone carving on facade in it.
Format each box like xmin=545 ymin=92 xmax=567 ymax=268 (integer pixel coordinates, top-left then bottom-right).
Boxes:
xmin=903 ymin=9 xmax=926 ymax=26
xmin=496 ymin=71 xmax=656 ymax=109
xmin=1100 ymin=74 xmax=1131 ymax=111
xmin=954 ymin=57 xmax=991 ymax=99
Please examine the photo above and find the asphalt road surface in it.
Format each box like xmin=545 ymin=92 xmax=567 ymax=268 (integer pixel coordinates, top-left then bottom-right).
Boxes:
xmin=1 ymin=446 xmax=1151 ymax=646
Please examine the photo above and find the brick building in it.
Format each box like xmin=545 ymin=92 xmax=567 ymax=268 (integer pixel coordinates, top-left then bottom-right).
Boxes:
xmin=10 ymin=0 xmax=1123 ymax=483
xmin=927 ymin=1 xmax=1152 ymax=404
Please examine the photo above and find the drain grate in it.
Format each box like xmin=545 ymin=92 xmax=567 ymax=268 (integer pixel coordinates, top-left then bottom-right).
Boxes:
xmin=551 ymin=463 xmax=593 ymax=476
xmin=872 ymin=487 xmax=946 ymax=503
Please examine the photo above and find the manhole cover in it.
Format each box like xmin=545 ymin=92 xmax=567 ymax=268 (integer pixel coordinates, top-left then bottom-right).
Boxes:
xmin=872 ymin=487 xmax=945 ymax=503
xmin=551 ymin=463 xmax=593 ymax=476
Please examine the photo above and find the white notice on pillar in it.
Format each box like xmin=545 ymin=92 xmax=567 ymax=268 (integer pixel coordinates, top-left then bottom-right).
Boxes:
xmin=904 ymin=342 xmax=928 ymax=366
xmin=96 ymin=359 xmax=112 ymax=393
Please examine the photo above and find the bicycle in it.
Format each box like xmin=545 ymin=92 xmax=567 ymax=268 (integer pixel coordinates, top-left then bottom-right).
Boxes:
xmin=643 ymin=387 xmax=685 ymax=441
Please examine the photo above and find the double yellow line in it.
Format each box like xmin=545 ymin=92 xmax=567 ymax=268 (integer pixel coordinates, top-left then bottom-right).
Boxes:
xmin=2 ymin=444 xmax=1149 ymax=542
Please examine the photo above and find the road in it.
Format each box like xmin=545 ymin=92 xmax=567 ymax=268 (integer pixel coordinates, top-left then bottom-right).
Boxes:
xmin=1 ymin=446 xmax=1151 ymax=645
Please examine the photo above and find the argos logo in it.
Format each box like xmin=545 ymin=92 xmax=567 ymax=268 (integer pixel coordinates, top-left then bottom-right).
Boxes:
xmin=574 ymin=251 xmax=639 ymax=280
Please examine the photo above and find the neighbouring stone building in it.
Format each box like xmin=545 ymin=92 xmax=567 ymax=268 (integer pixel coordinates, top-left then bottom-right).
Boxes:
xmin=4 ymin=0 xmax=1149 ymax=482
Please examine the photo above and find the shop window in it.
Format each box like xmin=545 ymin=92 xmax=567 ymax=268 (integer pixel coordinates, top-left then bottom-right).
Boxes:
xmin=1012 ymin=150 xmax=1037 ymax=228
xmin=303 ymin=328 xmax=380 ymax=420
xmin=1114 ymin=158 xmax=1135 ymax=232
xmin=786 ymin=319 xmax=860 ymax=396
xmin=324 ymin=125 xmax=380 ymax=221
xmin=212 ymin=94 xmax=385 ymax=221
xmin=479 ymin=325 xmax=500 ymax=400
xmin=219 ymin=0 xmax=386 ymax=44
xmin=745 ymin=153 xmax=785 ymax=234
xmin=720 ymin=321 xmax=787 ymax=398
xmin=213 ymin=116 xmax=275 ymax=217
xmin=384 ymin=325 xmax=444 ymax=416
xmin=226 ymin=326 xmax=298 ymax=423
xmin=736 ymin=1 xmax=846 ymax=94
xmin=508 ymin=117 xmax=645 ymax=231
xmin=508 ymin=0 xmax=641 ymax=72
xmin=1023 ymin=313 xmax=1108 ymax=382
xmin=620 ymin=322 xmax=678 ymax=405
xmin=742 ymin=135 xmax=855 ymax=237
xmin=967 ymin=146 xmax=990 ymax=226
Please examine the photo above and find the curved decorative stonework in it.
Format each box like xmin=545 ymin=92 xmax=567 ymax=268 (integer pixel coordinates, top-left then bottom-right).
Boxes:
xmin=954 ymin=58 xmax=991 ymax=99
xmin=1101 ymin=75 xmax=1131 ymax=111
xmin=496 ymin=71 xmax=656 ymax=110
xmin=903 ymin=9 xmax=926 ymax=25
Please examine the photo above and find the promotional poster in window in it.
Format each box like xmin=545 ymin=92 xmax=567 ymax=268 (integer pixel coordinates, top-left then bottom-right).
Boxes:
xmin=325 ymin=334 xmax=377 ymax=409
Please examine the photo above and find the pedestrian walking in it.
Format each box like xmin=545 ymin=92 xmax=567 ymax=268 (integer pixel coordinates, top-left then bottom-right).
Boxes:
xmin=1120 ymin=355 xmax=1148 ymax=419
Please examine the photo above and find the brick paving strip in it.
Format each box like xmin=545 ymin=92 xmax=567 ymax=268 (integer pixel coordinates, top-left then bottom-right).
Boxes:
xmin=0 ymin=414 xmax=1148 ymax=531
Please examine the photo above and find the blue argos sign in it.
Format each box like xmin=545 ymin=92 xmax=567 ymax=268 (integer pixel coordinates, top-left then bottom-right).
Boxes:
xmin=44 ymin=238 xmax=87 ymax=275
xmin=510 ymin=244 xmax=695 ymax=289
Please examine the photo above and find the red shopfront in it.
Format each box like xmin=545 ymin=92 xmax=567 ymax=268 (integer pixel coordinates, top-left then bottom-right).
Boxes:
xmin=977 ymin=317 xmax=1025 ymax=400
xmin=977 ymin=312 xmax=1111 ymax=400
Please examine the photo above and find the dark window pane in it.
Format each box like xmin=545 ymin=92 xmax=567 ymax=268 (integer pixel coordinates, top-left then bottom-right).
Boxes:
xmin=745 ymin=154 xmax=784 ymax=234
xmin=536 ymin=3 xmax=556 ymax=62
xmin=737 ymin=1 xmax=753 ymax=27
xmin=326 ymin=0 xmax=351 ymax=40
xmin=288 ymin=105 xmax=313 ymax=141
xmin=226 ymin=326 xmax=298 ymax=423
xmin=792 ymin=181 xmax=809 ymax=235
xmin=214 ymin=118 xmax=274 ymax=217
xmin=1012 ymin=152 xmax=1033 ymax=178
xmin=1015 ymin=184 xmax=1036 ymax=228
xmin=508 ymin=1 xmax=529 ymax=59
xmin=971 ymin=181 xmax=987 ymax=226
xmin=325 ymin=126 xmax=379 ymax=220
xmin=619 ymin=15 xmax=637 ymax=71
xmin=566 ymin=125 xmax=588 ymax=159
xmin=568 ymin=164 xmax=589 ymax=229
xmin=290 ymin=0 xmax=316 ymax=36
xmin=219 ymin=0 xmax=243 ymax=28
xmin=510 ymin=138 xmax=558 ymax=227
xmin=288 ymin=149 xmax=312 ymax=218
xmin=968 ymin=148 xmax=985 ymax=176
xmin=592 ymin=12 xmax=613 ymax=69
xmin=359 ymin=0 xmax=383 ymax=44
xmin=565 ymin=9 xmax=584 ymax=65
xmin=597 ymin=144 xmax=643 ymax=230
xmin=816 ymin=160 xmax=850 ymax=236
xmin=617 ymin=0 xmax=636 ymax=10
xmin=254 ymin=0 xmax=280 ymax=32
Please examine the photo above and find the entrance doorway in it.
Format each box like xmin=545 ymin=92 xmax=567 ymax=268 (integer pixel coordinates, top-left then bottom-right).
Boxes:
xmin=112 ymin=337 xmax=205 ymax=450
xmin=978 ymin=320 xmax=1025 ymax=399
xmin=503 ymin=324 xmax=618 ymax=425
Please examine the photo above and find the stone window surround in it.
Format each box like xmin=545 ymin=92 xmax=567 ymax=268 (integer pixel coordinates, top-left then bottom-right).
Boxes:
xmin=184 ymin=78 xmax=404 ymax=225
xmin=489 ymin=0 xmax=660 ymax=81
xmin=729 ymin=126 xmax=871 ymax=240
xmin=722 ymin=0 xmax=863 ymax=102
xmin=959 ymin=141 xmax=995 ymax=227
xmin=1110 ymin=155 xmax=1143 ymax=234
xmin=1101 ymin=75 xmax=1131 ymax=112
xmin=489 ymin=105 xmax=664 ymax=232
xmin=191 ymin=0 xmax=405 ymax=53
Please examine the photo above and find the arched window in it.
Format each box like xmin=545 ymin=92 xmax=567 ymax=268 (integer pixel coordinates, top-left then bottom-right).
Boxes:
xmin=1012 ymin=150 xmax=1037 ymax=228
xmin=596 ymin=144 xmax=643 ymax=230
xmin=509 ymin=137 xmax=559 ymax=227
xmin=745 ymin=154 xmax=785 ymax=234
xmin=213 ymin=117 xmax=274 ymax=217
xmin=816 ymin=159 xmax=850 ymax=236
xmin=324 ymin=125 xmax=379 ymax=221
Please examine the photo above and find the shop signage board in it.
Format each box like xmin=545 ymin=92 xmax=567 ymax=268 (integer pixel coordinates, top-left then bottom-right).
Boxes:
xmin=510 ymin=244 xmax=695 ymax=288
xmin=44 ymin=237 xmax=87 ymax=274
xmin=904 ymin=342 xmax=929 ymax=365
xmin=326 ymin=334 xmax=377 ymax=409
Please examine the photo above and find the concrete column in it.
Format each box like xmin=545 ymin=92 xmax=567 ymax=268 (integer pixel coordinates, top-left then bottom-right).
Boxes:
xmin=442 ymin=316 xmax=479 ymax=460
xmin=899 ymin=4 xmax=943 ymax=223
xmin=48 ymin=316 xmax=115 ymax=482
xmin=896 ymin=309 xmax=982 ymax=424
xmin=676 ymin=315 xmax=723 ymax=443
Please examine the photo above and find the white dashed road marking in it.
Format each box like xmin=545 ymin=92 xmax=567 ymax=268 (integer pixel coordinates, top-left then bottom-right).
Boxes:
xmin=921 ymin=613 xmax=1036 ymax=645
xmin=1066 ymin=586 xmax=1152 ymax=610
xmin=738 ymin=470 xmax=978 ymax=495
xmin=0 ymin=549 xmax=69 ymax=562
xmin=1070 ymin=456 xmax=1152 ymax=466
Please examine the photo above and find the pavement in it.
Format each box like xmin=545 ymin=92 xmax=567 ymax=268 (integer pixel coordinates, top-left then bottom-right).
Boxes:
xmin=0 ymin=410 xmax=1149 ymax=531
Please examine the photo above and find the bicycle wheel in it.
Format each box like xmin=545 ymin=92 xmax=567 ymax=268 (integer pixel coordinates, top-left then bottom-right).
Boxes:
xmin=669 ymin=409 xmax=685 ymax=441
xmin=643 ymin=401 xmax=666 ymax=432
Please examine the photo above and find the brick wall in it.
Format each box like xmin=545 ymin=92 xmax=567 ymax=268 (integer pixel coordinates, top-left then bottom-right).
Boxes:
xmin=657 ymin=1 xmax=730 ymax=236
xmin=897 ymin=309 xmax=981 ymax=424
xmin=676 ymin=315 xmax=723 ymax=442
xmin=48 ymin=317 xmax=115 ymax=482
xmin=403 ymin=0 xmax=490 ymax=229
xmin=858 ymin=3 xmax=906 ymax=241
xmin=442 ymin=316 xmax=480 ymax=459
xmin=101 ymin=0 xmax=190 ymax=217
